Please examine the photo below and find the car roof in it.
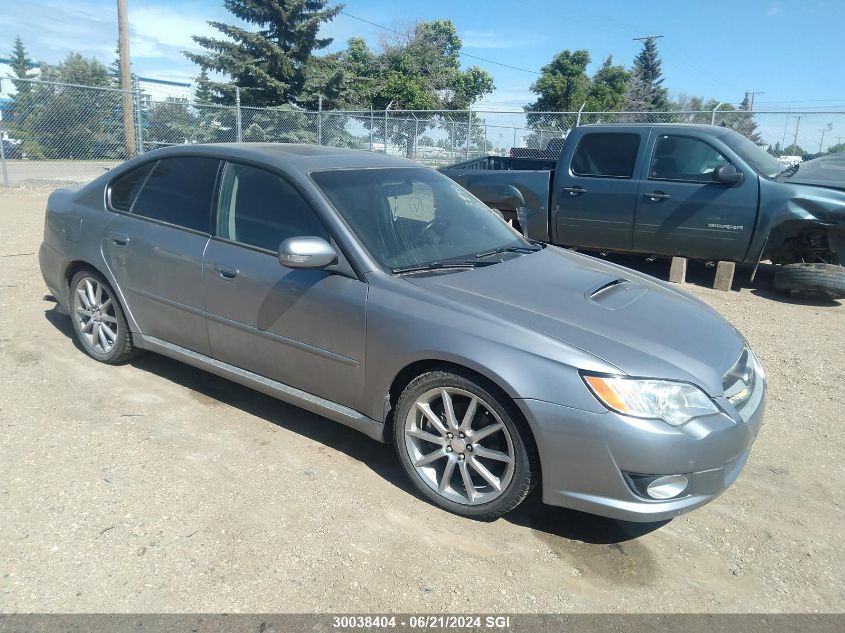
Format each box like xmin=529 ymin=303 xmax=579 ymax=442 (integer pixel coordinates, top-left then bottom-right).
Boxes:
xmin=139 ymin=142 xmax=423 ymax=173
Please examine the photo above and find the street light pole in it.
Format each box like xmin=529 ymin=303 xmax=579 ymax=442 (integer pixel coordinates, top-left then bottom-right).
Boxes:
xmin=116 ymin=0 xmax=137 ymax=157
xmin=818 ymin=123 xmax=833 ymax=153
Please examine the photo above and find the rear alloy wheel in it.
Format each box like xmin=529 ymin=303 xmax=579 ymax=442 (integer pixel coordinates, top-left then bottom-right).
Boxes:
xmin=394 ymin=369 xmax=538 ymax=519
xmin=69 ymin=270 xmax=135 ymax=364
xmin=773 ymin=263 xmax=845 ymax=300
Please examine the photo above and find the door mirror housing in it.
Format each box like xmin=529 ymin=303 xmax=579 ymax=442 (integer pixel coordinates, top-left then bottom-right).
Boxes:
xmin=278 ymin=236 xmax=337 ymax=269
xmin=713 ymin=164 xmax=743 ymax=185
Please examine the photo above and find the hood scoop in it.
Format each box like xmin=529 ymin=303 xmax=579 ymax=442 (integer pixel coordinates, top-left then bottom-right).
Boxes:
xmin=586 ymin=278 xmax=648 ymax=310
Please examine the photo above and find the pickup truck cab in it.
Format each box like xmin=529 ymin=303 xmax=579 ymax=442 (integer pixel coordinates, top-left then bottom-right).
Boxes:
xmin=442 ymin=124 xmax=845 ymax=299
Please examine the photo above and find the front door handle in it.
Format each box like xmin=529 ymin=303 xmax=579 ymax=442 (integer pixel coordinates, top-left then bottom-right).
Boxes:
xmin=214 ymin=264 xmax=239 ymax=279
xmin=561 ymin=186 xmax=587 ymax=196
xmin=643 ymin=191 xmax=671 ymax=201
xmin=108 ymin=232 xmax=130 ymax=246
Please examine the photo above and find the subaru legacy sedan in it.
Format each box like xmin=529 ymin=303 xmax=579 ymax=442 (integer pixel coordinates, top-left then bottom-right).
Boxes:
xmin=39 ymin=144 xmax=765 ymax=521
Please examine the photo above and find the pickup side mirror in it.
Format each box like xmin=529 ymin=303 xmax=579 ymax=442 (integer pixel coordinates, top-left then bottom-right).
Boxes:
xmin=278 ymin=236 xmax=337 ymax=269
xmin=713 ymin=164 xmax=743 ymax=185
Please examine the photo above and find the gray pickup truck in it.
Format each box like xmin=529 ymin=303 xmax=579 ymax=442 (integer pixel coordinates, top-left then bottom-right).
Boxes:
xmin=442 ymin=124 xmax=845 ymax=299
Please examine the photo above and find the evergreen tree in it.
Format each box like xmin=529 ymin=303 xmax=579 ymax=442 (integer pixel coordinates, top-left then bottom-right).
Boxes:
xmin=185 ymin=0 xmax=342 ymax=107
xmin=24 ymin=53 xmax=116 ymax=158
xmin=9 ymin=36 xmax=36 ymax=93
xmin=194 ymin=68 xmax=214 ymax=104
xmin=624 ymin=36 xmax=669 ymax=111
xmin=729 ymin=92 xmax=763 ymax=144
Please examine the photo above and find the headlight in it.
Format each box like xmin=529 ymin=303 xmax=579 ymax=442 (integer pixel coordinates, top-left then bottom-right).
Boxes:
xmin=583 ymin=374 xmax=719 ymax=426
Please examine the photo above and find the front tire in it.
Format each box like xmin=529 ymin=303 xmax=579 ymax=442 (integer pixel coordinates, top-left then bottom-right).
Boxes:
xmin=773 ymin=263 xmax=845 ymax=300
xmin=393 ymin=368 xmax=539 ymax=520
xmin=69 ymin=270 xmax=136 ymax=364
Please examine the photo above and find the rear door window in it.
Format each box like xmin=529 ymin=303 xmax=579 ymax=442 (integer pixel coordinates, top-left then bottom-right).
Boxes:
xmin=130 ymin=157 xmax=220 ymax=232
xmin=571 ymin=133 xmax=640 ymax=178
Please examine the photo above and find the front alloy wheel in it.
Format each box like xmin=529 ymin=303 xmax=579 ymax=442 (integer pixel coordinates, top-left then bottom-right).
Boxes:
xmin=394 ymin=369 xmax=538 ymax=519
xmin=404 ymin=387 xmax=516 ymax=505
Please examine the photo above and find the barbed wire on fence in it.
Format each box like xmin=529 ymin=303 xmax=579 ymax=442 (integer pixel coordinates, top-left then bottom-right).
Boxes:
xmin=1 ymin=76 xmax=844 ymax=186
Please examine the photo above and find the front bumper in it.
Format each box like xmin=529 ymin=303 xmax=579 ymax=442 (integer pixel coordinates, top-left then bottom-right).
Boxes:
xmin=516 ymin=380 xmax=765 ymax=522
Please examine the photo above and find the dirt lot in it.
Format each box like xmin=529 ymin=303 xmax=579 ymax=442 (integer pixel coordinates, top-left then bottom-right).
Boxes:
xmin=0 ymin=187 xmax=843 ymax=613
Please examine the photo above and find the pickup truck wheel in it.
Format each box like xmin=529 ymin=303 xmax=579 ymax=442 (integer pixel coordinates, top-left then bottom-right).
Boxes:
xmin=393 ymin=368 xmax=539 ymax=520
xmin=773 ymin=263 xmax=845 ymax=300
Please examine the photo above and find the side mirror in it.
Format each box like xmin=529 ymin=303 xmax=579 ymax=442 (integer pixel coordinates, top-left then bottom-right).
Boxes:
xmin=278 ymin=236 xmax=337 ymax=269
xmin=713 ymin=164 xmax=743 ymax=185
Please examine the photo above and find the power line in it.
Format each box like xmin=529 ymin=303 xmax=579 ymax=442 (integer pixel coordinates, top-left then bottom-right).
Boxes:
xmin=337 ymin=11 xmax=541 ymax=75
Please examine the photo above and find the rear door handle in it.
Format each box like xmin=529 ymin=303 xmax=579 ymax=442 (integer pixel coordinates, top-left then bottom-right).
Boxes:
xmin=643 ymin=191 xmax=671 ymax=201
xmin=214 ymin=264 xmax=239 ymax=279
xmin=109 ymin=232 xmax=129 ymax=246
xmin=561 ymin=186 xmax=587 ymax=196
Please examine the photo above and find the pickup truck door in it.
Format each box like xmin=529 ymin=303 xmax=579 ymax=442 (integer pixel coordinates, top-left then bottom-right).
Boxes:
xmin=552 ymin=131 xmax=647 ymax=251
xmin=633 ymin=132 xmax=758 ymax=261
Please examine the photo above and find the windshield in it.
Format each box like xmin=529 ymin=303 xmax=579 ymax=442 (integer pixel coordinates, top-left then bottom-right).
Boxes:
xmin=311 ymin=167 xmax=533 ymax=271
xmin=720 ymin=130 xmax=781 ymax=179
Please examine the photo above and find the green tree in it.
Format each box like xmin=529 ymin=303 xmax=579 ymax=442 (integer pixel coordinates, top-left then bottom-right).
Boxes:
xmin=828 ymin=142 xmax=845 ymax=154
xmin=584 ymin=55 xmax=629 ymax=111
xmin=624 ymin=36 xmax=669 ymax=111
xmin=782 ymin=144 xmax=806 ymax=156
xmin=728 ymin=92 xmax=762 ymax=144
xmin=6 ymin=37 xmax=39 ymax=154
xmin=23 ymin=53 xmax=119 ymax=159
xmin=525 ymin=49 xmax=590 ymax=129
xmin=185 ymin=0 xmax=342 ymax=107
xmin=349 ymin=21 xmax=493 ymax=156
xmin=147 ymin=98 xmax=194 ymax=146
xmin=9 ymin=36 xmax=36 ymax=94
xmin=768 ymin=141 xmax=784 ymax=156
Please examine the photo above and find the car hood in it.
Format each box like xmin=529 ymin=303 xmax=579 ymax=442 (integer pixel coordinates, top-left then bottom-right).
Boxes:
xmin=778 ymin=154 xmax=845 ymax=192
xmin=408 ymin=247 xmax=745 ymax=396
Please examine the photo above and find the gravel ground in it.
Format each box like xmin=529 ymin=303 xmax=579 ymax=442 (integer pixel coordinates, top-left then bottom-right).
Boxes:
xmin=0 ymin=188 xmax=843 ymax=613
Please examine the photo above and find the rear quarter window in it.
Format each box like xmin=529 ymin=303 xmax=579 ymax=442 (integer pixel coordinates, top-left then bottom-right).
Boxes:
xmin=108 ymin=162 xmax=155 ymax=212
xmin=571 ymin=133 xmax=640 ymax=178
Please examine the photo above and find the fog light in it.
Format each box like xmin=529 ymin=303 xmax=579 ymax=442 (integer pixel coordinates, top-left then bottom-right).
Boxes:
xmin=646 ymin=475 xmax=688 ymax=500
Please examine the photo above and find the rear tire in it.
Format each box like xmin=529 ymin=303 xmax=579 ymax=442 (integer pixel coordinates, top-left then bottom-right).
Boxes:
xmin=69 ymin=270 xmax=136 ymax=364
xmin=393 ymin=367 xmax=539 ymax=520
xmin=773 ymin=263 xmax=845 ymax=300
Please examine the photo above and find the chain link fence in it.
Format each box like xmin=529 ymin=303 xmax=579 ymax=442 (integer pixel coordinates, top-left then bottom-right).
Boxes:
xmin=2 ymin=77 xmax=844 ymax=186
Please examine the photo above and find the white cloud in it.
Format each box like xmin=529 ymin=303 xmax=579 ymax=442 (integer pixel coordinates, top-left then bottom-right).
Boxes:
xmin=129 ymin=4 xmax=223 ymax=58
xmin=460 ymin=29 xmax=521 ymax=50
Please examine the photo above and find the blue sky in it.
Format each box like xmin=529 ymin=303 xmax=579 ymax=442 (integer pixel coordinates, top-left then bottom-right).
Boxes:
xmin=2 ymin=0 xmax=844 ymax=111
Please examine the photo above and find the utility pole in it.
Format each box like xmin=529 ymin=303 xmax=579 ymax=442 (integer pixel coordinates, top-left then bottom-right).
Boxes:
xmin=746 ymin=91 xmax=765 ymax=111
xmin=116 ymin=0 xmax=137 ymax=157
xmin=633 ymin=34 xmax=664 ymax=43
xmin=792 ymin=116 xmax=801 ymax=151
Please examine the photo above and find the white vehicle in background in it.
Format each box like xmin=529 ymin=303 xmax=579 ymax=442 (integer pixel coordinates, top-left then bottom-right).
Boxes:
xmin=778 ymin=155 xmax=802 ymax=171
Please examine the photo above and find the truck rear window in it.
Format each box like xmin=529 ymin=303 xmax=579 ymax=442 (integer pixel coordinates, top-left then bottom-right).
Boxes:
xmin=571 ymin=133 xmax=640 ymax=178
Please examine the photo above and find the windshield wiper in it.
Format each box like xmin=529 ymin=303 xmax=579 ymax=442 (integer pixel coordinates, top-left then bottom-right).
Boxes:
xmin=392 ymin=260 xmax=499 ymax=274
xmin=475 ymin=244 xmax=542 ymax=259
